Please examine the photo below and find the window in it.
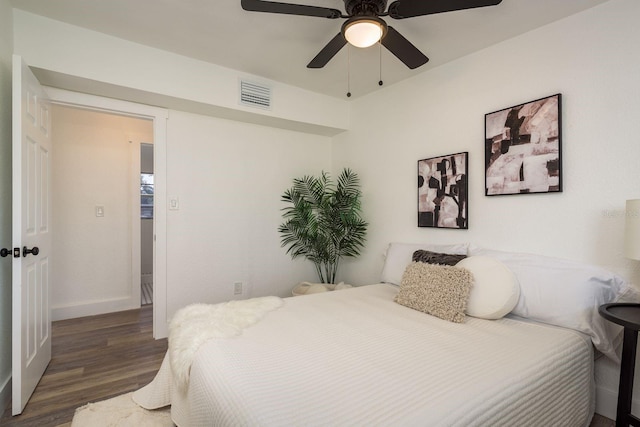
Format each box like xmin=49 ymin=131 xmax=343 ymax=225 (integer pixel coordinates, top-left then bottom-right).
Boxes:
xmin=141 ymin=173 xmax=154 ymax=219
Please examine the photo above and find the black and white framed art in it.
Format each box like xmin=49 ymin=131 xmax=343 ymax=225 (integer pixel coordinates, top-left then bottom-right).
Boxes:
xmin=418 ymin=152 xmax=468 ymax=229
xmin=485 ymin=94 xmax=562 ymax=196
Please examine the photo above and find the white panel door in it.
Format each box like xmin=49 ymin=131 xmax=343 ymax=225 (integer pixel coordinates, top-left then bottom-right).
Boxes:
xmin=12 ymin=55 xmax=52 ymax=415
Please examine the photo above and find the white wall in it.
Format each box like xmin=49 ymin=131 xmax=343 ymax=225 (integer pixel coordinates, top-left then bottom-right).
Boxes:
xmin=333 ymin=0 xmax=640 ymax=418
xmin=12 ymin=10 xmax=349 ymax=137
xmin=51 ymin=105 xmax=153 ymax=319
xmin=46 ymin=90 xmax=331 ymax=330
xmin=8 ymin=3 xmax=342 ymax=328
xmin=334 ymin=0 xmax=640 ymax=286
xmin=167 ymin=111 xmax=331 ymax=318
xmin=165 ymin=110 xmax=331 ymax=318
xmin=141 ymin=217 xmax=153 ymax=282
xmin=0 ymin=0 xmax=13 ymax=410
xmin=141 ymin=143 xmax=154 ymax=174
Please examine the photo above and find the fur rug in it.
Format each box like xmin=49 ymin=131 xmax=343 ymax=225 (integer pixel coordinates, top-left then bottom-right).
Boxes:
xmin=71 ymin=392 xmax=172 ymax=426
xmin=168 ymin=296 xmax=283 ymax=391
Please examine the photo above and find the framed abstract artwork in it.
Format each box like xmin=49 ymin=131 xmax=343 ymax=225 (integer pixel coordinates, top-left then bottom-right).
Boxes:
xmin=418 ymin=152 xmax=468 ymax=229
xmin=485 ymin=93 xmax=562 ymax=196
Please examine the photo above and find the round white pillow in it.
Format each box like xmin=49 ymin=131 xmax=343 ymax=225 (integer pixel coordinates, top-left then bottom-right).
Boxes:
xmin=456 ymin=256 xmax=520 ymax=319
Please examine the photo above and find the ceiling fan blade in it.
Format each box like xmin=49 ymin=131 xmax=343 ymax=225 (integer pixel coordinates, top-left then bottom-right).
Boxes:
xmin=381 ymin=26 xmax=428 ymax=69
xmin=241 ymin=0 xmax=342 ymax=19
xmin=388 ymin=0 xmax=502 ymax=19
xmin=307 ymin=33 xmax=347 ymax=68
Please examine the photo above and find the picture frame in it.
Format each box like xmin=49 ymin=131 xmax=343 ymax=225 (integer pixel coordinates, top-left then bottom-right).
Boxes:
xmin=485 ymin=93 xmax=562 ymax=196
xmin=418 ymin=152 xmax=468 ymax=229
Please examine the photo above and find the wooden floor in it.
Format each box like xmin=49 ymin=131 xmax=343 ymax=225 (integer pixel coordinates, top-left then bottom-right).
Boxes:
xmin=0 ymin=304 xmax=616 ymax=427
xmin=591 ymin=413 xmax=616 ymax=427
xmin=0 ymin=305 xmax=167 ymax=427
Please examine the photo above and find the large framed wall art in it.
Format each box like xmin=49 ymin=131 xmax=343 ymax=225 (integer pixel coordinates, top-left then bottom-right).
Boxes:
xmin=485 ymin=93 xmax=562 ymax=196
xmin=418 ymin=152 xmax=468 ymax=229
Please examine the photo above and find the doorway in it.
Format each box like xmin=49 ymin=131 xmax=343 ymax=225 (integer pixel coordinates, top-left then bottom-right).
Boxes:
xmin=51 ymin=105 xmax=154 ymax=318
xmin=11 ymin=57 xmax=169 ymax=414
xmin=46 ymin=87 xmax=169 ymax=339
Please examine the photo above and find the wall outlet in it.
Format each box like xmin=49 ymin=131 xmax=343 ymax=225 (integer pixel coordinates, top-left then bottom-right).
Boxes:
xmin=233 ymin=282 xmax=243 ymax=295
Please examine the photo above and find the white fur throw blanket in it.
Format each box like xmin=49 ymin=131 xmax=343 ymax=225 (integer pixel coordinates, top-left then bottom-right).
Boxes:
xmin=169 ymin=296 xmax=283 ymax=392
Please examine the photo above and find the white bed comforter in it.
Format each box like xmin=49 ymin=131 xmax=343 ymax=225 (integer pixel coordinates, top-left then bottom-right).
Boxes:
xmin=137 ymin=284 xmax=595 ymax=427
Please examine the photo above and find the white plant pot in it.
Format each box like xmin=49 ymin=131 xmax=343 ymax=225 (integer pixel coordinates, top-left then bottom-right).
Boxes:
xmin=292 ymin=282 xmax=352 ymax=296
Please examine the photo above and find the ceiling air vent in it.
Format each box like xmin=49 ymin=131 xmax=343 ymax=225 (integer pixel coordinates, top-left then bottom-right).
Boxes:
xmin=240 ymin=80 xmax=271 ymax=110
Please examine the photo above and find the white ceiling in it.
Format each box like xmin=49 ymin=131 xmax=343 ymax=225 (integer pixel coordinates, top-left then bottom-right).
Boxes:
xmin=10 ymin=0 xmax=611 ymax=100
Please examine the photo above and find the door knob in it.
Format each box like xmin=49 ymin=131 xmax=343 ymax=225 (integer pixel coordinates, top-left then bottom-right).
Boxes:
xmin=22 ymin=246 xmax=39 ymax=257
xmin=2 ymin=248 xmax=21 ymax=258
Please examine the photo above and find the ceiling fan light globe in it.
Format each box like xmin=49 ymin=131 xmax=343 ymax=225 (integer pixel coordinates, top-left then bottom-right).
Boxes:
xmin=344 ymin=19 xmax=385 ymax=48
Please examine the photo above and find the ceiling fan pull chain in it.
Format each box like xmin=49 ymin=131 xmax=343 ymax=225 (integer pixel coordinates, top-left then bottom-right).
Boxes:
xmin=379 ymin=41 xmax=384 ymax=86
xmin=347 ymin=44 xmax=352 ymax=98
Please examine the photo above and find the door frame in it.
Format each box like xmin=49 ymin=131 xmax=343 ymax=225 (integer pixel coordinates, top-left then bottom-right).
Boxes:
xmin=46 ymin=87 xmax=169 ymax=339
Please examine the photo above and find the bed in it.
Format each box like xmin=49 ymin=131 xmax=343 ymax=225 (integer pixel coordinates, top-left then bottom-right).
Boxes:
xmin=134 ymin=243 xmax=636 ymax=426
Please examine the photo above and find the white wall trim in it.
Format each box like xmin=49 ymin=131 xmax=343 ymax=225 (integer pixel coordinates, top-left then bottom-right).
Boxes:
xmin=44 ymin=87 xmax=169 ymax=338
xmin=52 ymin=297 xmax=138 ymax=321
xmin=596 ymin=383 xmax=640 ymax=421
xmin=151 ymin=111 xmax=168 ymax=339
xmin=0 ymin=375 xmax=10 ymax=416
xmin=596 ymin=384 xmax=617 ymax=419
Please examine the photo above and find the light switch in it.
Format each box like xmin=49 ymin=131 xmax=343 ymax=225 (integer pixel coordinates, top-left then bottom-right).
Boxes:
xmin=169 ymin=196 xmax=179 ymax=210
xmin=95 ymin=205 xmax=105 ymax=217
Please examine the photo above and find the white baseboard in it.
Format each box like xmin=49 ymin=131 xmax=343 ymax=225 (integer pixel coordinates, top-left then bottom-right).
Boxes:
xmin=52 ymin=296 xmax=140 ymax=321
xmin=595 ymin=383 xmax=640 ymax=420
xmin=0 ymin=375 xmax=10 ymax=414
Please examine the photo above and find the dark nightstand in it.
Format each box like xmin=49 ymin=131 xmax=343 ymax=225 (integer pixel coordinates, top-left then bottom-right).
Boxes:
xmin=599 ymin=303 xmax=640 ymax=427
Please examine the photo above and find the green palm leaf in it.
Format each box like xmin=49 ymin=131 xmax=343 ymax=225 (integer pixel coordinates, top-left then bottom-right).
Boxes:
xmin=279 ymin=168 xmax=368 ymax=283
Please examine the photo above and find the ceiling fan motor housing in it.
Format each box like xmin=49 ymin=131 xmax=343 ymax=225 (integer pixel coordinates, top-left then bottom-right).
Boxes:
xmin=344 ymin=0 xmax=388 ymax=16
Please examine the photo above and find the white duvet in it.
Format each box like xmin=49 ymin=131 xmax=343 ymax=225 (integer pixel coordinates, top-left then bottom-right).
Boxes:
xmin=137 ymin=284 xmax=595 ymax=427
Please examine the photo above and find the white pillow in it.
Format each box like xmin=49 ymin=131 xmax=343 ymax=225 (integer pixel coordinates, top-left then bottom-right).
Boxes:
xmin=380 ymin=242 xmax=469 ymax=285
xmin=457 ymin=256 xmax=520 ymax=320
xmin=469 ymin=246 xmax=637 ymax=362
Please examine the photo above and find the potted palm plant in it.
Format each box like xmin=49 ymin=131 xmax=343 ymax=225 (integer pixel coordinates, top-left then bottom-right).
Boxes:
xmin=279 ymin=168 xmax=368 ymax=286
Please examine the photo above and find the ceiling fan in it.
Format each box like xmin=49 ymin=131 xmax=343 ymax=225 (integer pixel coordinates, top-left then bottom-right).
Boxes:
xmin=241 ymin=0 xmax=503 ymax=70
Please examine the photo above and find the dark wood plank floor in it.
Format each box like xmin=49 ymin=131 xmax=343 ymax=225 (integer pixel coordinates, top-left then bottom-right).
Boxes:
xmin=0 ymin=304 xmax=616 ymax=427
xmin=0 ymin=305 xmax=167 ymax=427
